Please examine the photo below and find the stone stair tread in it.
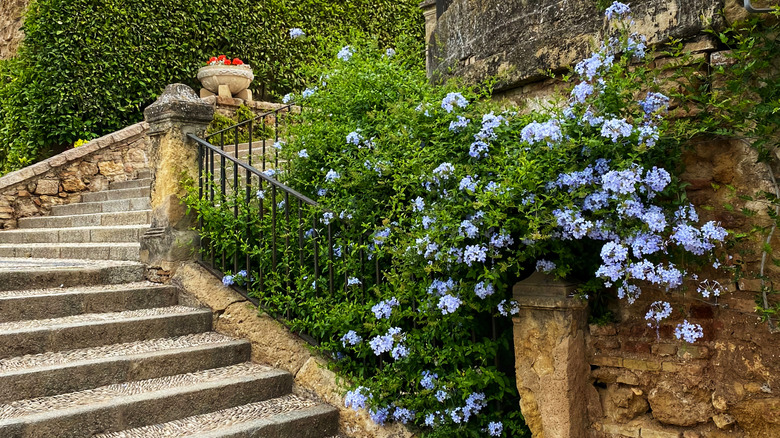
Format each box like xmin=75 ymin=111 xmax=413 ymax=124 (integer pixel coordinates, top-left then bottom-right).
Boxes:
xmin=0 ymin=258 xmax=145 ymax=292
xmin=92 ymin=394 xmax=331 ymax=438
xmin=17 ymin=210 xmax=152 ymax=228
xmin=0 ymin=258 xmax=143 ymax=272
xmin=0 ymin=305 xmax=206 ymax=334
xmin=0 ymin=280 xmax=164 ymax=299
xmin=0 ymin=224 xmax=149 ymax=234
xmin=0 ymin=242 xmax=140 ymax=248
xmin=0 ymin=362 xmax=277 ymax=420
xmin=0 ymin=332 xmax=241 ymax=375
xmin=49 ymin=197 xmax=151 ymax=216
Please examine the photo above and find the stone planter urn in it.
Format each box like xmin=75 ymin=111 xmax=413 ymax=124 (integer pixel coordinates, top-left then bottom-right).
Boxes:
xmin=197 ymin=64 xmax=254 ymax=102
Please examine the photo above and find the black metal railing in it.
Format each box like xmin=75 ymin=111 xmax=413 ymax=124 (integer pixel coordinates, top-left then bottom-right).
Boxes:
xmin=187 ymin=104 xmax=388 ymax=334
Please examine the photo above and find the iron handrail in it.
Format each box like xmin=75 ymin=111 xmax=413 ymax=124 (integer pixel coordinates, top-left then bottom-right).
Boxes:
xmin=188 ymin=133 xmax=317 ymax=206
xmin=203 ymin=103 xmax=298 ymax=139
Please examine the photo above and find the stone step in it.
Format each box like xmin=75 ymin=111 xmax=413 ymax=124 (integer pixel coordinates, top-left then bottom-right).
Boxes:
xmin=18 ymin=210 xmax=152 ymax=229
xmin=0 ymin=242 xmax=141 ymax=261
xmin=50 ymin=198 xmax=151 ymax=217
xmin=0 ymin=363 xmax=291 ymax=438
xmin=136 ymin=170 xmax=151 ymax=179
xmin=93 ymin=394 xmax=338 ymax=438
xmin=0 ymin=305 xmax=212 ymax=359
xmin=0 ymin=259 xmax=145 ymax=292
xmin=81 ymin=187 xmax=151 ymax=203
xmin=109 ymin=178 xmax=152 ymax=191
xmin=0 ymin=333 xmax=250 ymax=403
xmin=0 ymin=282 xmax=178 ymax=323
xmin=0 ymin=225 xmax=148 ymax=244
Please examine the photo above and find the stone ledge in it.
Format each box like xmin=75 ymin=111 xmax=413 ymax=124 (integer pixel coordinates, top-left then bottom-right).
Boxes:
xmin=0 ymin=122 xmax=148 ymax=192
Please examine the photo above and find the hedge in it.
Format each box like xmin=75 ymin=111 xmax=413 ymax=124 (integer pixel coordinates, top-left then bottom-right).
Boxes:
xmin=0 ymin=0 xmax=423 ymax=174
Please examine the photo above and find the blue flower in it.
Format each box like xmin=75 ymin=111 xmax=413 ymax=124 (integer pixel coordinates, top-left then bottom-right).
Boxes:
xmin=282 ymin=93 xmax=293 ymax=104
xmin=385 ymin=48 xmax=396 ymax=58
xmin=459 ymin=175 xmax=478 ymax=192
xmin=421 ymin=370 xmax=438 ymax=390
xmin=337 ymin=45 xmax=353 ymax=61
xmin=674 ymin=320 xmax=704 ymax=343
xmin=373 ymin=227 xmax=391 ymax=246
xmin=602 ymin=168 xmax=641 ymax=195
xmin=322 ymin=212 xmax=334 ymax=225
xmin=298 ymin=149 xmax=309 ymax=158
xmin=391 ymin=343 xmax=409 ymax=360
xmin=222 ymin=275 xmax=234 ymax=286
xmin=498 ymin=299 xmax=519 ymax=316
xmin=536 ymin=259 xmax=556 ymax=273
xmin=273 ymin=141 xmax=284 ymax=150
xmin=463 ymin=245 xmax=487 ymax=266
xmin=520 ymin=119 xmax=562 ymax=145
xmin=393 ymin=407 xmax=414 ymax=424
xmin=412 ymin=196 xmax=425 ymax=212
xmin=346 ymin=131 xmax=363 ymax=145
xmin=488 ymin=421 xmax=503 ymax=436
xmin=422 ymin=215 xmax=436 ymax=230
xmin=600 ymin=118 xmax=633 ymax=142
xmin=341 ymin=330 xmax=362 ymax=347
xmin=449 ymin=116 xmax=470 ymax=132
xmin=474 ymin=281 xmax=495 ymax=299
xmin=490 ymin=232 xmax=514 ymax=248
xmin=605 ymin=2 xmax=631 ymax=20
xmin=289 ymin=28 xmax=305 ymax=38
xmin=575 ymin=52 xmax=613 ymax=80
xmin=428 ymin=278 xmax=456 ymax=296
xmin=640 ymin=92 xmax=670 ymax=115
xmin=370 ymin=407 xmax=389 ymax=425
xmin=344 ymin=386 xmax=368 ymax=410
xmin=371 ymin=297 xmax=399 ymax=319
xmin=469 ymin=140 xmax=489 ymax=158
xmin=459 ymin=219 xmax=479 ymax=238
xmin=441 ymin=92 xmax=468 ymax=113
xmin=437 ymin=294 xmax=462 ymax=315
xmin=435 ymin=390 xmax=448 ymax=402
xmin=302 ymin=87 xmax=317 ymax=98
xmin=571 ymin=81 xmax=594 ymax=103
xmin=325 ymin=169 xmax=340 ymax=183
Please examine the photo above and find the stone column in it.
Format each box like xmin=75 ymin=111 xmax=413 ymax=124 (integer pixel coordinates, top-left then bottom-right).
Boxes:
xmin=140 ymin=84 xmax=214 ymax=274
xmin=512 ymin=272 xmax=589 ymax=438
xmin=419 ymin=0 xmax=437 ymax=75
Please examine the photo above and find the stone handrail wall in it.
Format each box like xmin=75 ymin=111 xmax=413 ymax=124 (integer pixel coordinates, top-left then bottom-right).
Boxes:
xmin=0 ymin=122 xmax=150 ymax=229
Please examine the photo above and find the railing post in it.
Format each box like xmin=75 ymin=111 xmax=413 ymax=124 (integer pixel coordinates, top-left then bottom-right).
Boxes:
xmin=140 ymin=84 xmax=215 ymax=277
xmin=512 ymin=271 xmax=589 ymax=438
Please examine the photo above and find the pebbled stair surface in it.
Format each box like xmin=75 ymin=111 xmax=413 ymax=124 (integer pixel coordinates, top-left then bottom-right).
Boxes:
xmin=0 ymin=173 xmax=340 ymax=438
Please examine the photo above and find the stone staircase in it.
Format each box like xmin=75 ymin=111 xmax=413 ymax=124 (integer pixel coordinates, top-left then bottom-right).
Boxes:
xmin=0 ymin=174 xmax=340 ymax=437
xmin=0 ymin=172 xmax=153 ymax=261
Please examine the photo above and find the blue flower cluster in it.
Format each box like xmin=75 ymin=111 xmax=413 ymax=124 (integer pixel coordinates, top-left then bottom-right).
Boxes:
xmin=441 ymin=92 xmax=468 ymax=113
xmin=371 ymin=297 xmax=399 ymax=319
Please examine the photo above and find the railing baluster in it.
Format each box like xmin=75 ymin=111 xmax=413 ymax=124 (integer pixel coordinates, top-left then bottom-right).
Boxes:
xmin=284 ymin=191 xmax=291 ymax=292
xmin=271 ymin=185 xmax=277 ymax=276
xmin=328 ymin=223 xmax=334 ymax=297
xmin=313 ymin=215 xmax=319 ymax=298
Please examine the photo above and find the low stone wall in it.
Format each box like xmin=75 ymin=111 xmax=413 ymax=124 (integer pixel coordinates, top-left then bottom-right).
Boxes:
xmin=0 ymin=122 xmax=150 ymax=229
xmin=172 ymin=262 xmax=413 ymax=438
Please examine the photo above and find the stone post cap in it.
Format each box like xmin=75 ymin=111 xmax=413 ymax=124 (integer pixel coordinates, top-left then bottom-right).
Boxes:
xmin=144 ymin=83 xmax=215 ymax=125
xmin=513 ymin=271 xmax=586 ymax=309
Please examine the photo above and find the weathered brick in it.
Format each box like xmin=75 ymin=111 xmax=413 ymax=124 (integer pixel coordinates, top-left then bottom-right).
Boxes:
xmin=641 ymin=426 xmax=682 ymax=438
xmin=677 ymin=346 xmax=709 ymax=360
xmin=623 ymin=358 xmax=662 ymax=372
xmin=651 ymin=343 xmax=677 ymax=357
xmin=622 ymin=341 xmax=652 ymax=354
xmin=590 ymin=323 xmax=617 ymax=336
xmin=711 ymin=50 xmax=736 ymax=67
xmin=592 ymin=356 xmax=623 ymax=368
xmin=602 ymin=422 xmax=640 ymax=437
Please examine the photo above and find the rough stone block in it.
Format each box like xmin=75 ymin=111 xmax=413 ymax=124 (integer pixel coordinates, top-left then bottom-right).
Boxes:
xmin=711 ymin=50 xmax=736 ymax=67
xmin=712 ymin=413 xmax=736 ymax=429
xmin=623 ymin=359 xmax=662 ymax=372
xmin=648 ymin=381 xmax=713 ymax=426
xmin=652 ymin=343 xmax=677 ymax=357
xmin=601 ymin=422 xmax=640 ymax=437
xmin=98 ymin=161 xmax=125 ymax=176
xmin=34 ymin=179 xmax=59 ymax=195
xmin=590 ymin=323 xmax=617 ymax=336
xmin=592 ymin=356 xmax=623 ymax=368
xmin=623 ymin=341 xmax=652 ymax=354
xmin=641 ymin=427 xmax=682 ymax=438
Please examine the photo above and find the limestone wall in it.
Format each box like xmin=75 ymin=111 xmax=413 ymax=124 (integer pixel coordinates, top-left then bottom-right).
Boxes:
xmin=0 ymin=0 xmax=28 ymax=60
xmin=0 ymin=123 xmax=150 ymax=229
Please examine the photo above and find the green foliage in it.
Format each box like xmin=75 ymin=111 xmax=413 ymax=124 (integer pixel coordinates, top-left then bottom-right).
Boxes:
xmin=0 ymin=0 xmax=423 ymax=174
xmin=206 ymin=105 xmax=273 ymax=144
xmin=666 ymin=8 xmax=780 ymax=326
xmin=186 ymin=20 xmax=718 ymax=433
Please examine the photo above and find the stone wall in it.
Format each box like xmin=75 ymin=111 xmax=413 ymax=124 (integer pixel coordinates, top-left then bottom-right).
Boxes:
xmin=426 ymin=0 xmax=752 ymax=92
xmin=0 ymin=123 xmax=150 ymax=229
xmin=0 ymin=0 xmax=28 ymax=60
xmin=587 ymin=284 xmax=779 ymax=437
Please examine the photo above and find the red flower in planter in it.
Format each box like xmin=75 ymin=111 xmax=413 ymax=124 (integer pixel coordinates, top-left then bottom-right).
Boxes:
xmin=232 ymin=58 xmax=243 ymax=65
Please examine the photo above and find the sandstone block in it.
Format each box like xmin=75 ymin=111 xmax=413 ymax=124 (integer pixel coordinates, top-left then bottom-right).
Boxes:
xmin=35 ymin=179 xmax=59 ymax=195
xmin=623 ymin=359 xmax=662 ymax=372
xmin=593 ymin=355 xmax=623 ymax=368
xmin=601 ymin=422 xmax=640 ymax=437
xmin=640 ymin=427 xmax=682 ymax=438
xmin=590 ymin=323 xmax=617 ymax=336
xmin=652 ymin=343 xmax=677 ymax=357
xmin=600 ymin=384 xmax=649 ymax=422
xmin=712 ymin=413 xmax=736 ymax=429
xmin=98 ymin=161 xmax=125 ymax=176
xmin=61 ymin=176 xmax=87 ymax=192
xmin=647 ymin=381 xmax=713 ymax=426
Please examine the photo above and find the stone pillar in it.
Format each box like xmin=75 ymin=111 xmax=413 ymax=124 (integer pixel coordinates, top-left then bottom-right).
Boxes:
xmin=140 ymin=84 xmax=214 ymax=272
xmin=419 ymin=0 xmax=437 ymax=76
xmin=512 ymin=272 xmax=589 ymax=438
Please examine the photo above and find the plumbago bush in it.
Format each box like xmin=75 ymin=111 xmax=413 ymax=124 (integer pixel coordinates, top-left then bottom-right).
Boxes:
xmin=190 ymin=4 xmax=728 ymax=436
